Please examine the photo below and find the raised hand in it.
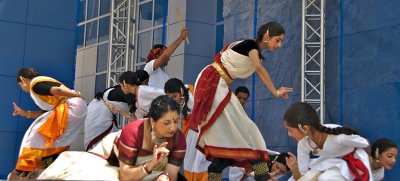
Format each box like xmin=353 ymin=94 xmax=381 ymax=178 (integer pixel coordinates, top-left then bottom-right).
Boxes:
xmin=285 ymin=152 xmax=298 ymax=172
xmin=12 ymin=102 xmax=26 ymax=117
xmin=179 ymin=28 xmax=188 ymax=40
xmin=148 ymin=142 xmax=170 ymax=170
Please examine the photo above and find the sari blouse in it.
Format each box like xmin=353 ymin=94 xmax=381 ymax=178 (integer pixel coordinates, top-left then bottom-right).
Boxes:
xmin=113 ymin=119 xmax=186 ymax=169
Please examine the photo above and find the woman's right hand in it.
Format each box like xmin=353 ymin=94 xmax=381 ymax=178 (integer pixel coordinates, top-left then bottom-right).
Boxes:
xmin=148 ymin=142 xmax=170 ymax=170
xmin=109 ymin=103 xmax=122 ymax=114
xmin=12 ymin=102 xmax=26 ymax=117
xmin=276 ymin=87 xmax=293 ymax=99
xmin=179 ymin=28 xmax=188 ymax=40
xmin=285 ymin=152 xmax=299 ymax=173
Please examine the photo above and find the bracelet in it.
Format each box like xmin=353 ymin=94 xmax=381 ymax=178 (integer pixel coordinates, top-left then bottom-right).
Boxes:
xmin=27 ymin=111 xmax=32 ymax=119
xmin=276 ymin=90 xmax=281 ymax=97
xmin=142 ymin=162 xmax=152 ymax=174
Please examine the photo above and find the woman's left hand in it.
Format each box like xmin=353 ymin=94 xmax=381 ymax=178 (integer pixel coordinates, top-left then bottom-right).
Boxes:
xmin=276 ymin=87 xmax=293 ymax=99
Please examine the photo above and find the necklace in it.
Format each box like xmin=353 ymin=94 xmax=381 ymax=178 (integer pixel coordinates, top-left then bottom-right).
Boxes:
xmin=307 ymin=132 xmax=322 ymax=155
xmin=151 ymin=129 xmax=166 ymax=145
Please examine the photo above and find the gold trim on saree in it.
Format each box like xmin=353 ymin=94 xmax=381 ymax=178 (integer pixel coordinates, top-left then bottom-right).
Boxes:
xmin=212 ymin=62 xmax=233 ymax=85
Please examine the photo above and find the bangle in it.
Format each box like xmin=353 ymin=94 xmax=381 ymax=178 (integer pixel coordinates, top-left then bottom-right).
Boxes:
xmin=27 ymin=111 xmax=32 ymax=118
xmin=75 ymin=90 xmax=82 ymax=97
xmin=142 ymin=162 xmax=152 ymax=174
xmin=276 ymin=90 xmax=281 ymax=97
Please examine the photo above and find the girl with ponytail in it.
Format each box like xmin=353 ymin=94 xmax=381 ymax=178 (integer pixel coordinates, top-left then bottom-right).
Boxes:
xmin=283 ymin=102 xmax=373 ymax=181
xmin=164 ymin=78 xmax=210 ymax=180
xmin=164 ymin=78 xmax=193 ymax=134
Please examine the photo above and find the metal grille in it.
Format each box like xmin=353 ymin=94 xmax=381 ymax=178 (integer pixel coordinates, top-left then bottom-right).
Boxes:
xmin=107 ymin=0 xmax=137 ymax=127
xmin=301 ymin=0 xmax=325 ymax=122
xmin=107 ymin=0 xmax=136 ymax=87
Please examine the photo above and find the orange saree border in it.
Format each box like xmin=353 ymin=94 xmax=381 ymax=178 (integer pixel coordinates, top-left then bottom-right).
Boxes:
xmin=15 ymin=146 xmax=69 ymax=171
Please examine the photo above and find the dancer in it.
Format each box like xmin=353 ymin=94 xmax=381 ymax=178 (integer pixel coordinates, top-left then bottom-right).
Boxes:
xmin=84 ymin=71 xmax=140 ymax=151
xmin=190 ymin=21 xmax=292 ymax=180
xmin=144 ymin=29 xmax=188 ymax=89
xmin=10 ymin=67 xmax=87 ymax=179
xmin=283 ymin=102 xmax=373 ymax=181
xmin=164 ymin=78 xmax=194 ymax=135
xmin=108 ymin=95 xmax=186 ymax=180
xmin=370 ymin=138 xmax=398 ymax=181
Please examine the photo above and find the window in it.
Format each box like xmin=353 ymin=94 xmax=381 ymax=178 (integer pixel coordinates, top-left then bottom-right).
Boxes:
xmin=99 ymin=0 xmax=110 ymax=16
xmin=77 ymin=0 xmax=111 ymax=50
xmin=153 ymin=0 xmax=166 ymax=26
xmin=137 ymin=31 xmax=152 ymax=64
xmin=85 ymin=20 xmax=98 ymax=46
xmin=95 ymin=73 xmax=107 ymax=94
xmin=79 ymin=0 xmax=86 ymax=23
xmin=77 ymin=25 xmax=85 ymax=48
xmin=153 ymin=27 xmax=163 ymax=45
xmin=98 ymin=17 xmax=110 ymax=42
xmin=138 ymin=2 xmax=153 ymax=31
xmin=135 ymin=0 xmax=168 ymax=70
xmin=87 ymin=0 xmax=99 ymax=20
xmin=97 ymin=43 xmax=108 ymax=72
xmin=215 ymin=0 xmax=224 ymax=53
xmin=77 ymin=0 xmax=111 ymax=96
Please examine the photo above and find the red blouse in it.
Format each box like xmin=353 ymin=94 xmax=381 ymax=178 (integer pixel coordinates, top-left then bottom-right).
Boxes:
xmin=111 ymin=119 xmax=186 ymax=167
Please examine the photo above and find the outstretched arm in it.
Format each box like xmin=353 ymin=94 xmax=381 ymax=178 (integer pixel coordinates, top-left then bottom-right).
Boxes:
xmin=12 ymin=102 xmax=44 ymax=119
xmin=152 ymin=29 xmax=188 ymax=70
xmin=249 ymin=49 xmax=292 ymax=98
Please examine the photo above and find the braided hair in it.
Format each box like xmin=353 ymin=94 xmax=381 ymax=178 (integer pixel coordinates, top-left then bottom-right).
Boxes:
xmin=164 ymin=78 xmax=191 ymax=119
xmin=284 ymin=102 xmax=359 ymax=135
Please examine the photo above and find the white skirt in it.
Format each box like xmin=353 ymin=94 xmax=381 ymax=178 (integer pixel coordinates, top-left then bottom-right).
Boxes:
xmin=19 ymin=97 xmax=87 ymax=153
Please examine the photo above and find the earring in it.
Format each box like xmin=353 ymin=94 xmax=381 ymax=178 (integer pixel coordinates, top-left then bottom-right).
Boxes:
xmin=264 ymin=40 xmax=268 ymax=43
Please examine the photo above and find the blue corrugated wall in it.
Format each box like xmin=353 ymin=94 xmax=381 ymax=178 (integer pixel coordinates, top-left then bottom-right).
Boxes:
xmin=225 ymin=0 xmax=400 ymax=180
xmin=0 ymin=0 xmax=78 ymax=178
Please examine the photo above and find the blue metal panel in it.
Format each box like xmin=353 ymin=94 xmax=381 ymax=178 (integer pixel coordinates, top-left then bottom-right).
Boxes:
xmin=27 ymin=0 xmax=78 ymax=30
xmin=0 ymin=0 xmax=78 ymax=178
xmin=0 ymin=132 xmax=18 ymax=178
xmin=0 ymin=77 xmax=21 ymax=132
xmin=0 ymin=0 xmax=28 ymax=23
xmin=24 ymin=25 xmax=76 ymax=82
xmin=0 ymin=21 xmax=25 ymax=76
